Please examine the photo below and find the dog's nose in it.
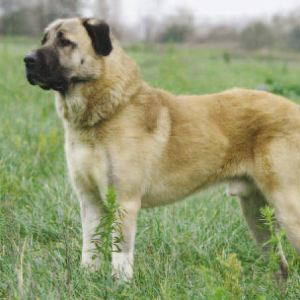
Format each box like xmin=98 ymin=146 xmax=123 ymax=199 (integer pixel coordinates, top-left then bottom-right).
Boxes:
xmin=24 ymin=52 xmax=39 ymax=67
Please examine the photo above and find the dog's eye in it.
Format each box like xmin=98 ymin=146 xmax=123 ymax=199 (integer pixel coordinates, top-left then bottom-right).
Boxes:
xmin=60 ymin=39 xmax=72 ymax=47
xmin=41 ymin=34 xmax=48 ymax=45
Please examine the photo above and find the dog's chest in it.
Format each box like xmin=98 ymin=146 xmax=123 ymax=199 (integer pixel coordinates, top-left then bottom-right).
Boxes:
xmin=65 ymin=132 xmax=111 ymax=199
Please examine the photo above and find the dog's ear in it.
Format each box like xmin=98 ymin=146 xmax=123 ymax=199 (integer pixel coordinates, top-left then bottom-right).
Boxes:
xmin=82 ymin=19 xmax=113 ymax=56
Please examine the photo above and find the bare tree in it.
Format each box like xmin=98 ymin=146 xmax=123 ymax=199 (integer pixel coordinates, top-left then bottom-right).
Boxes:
xmin=95 ymin=0 xmax=109 ymax=20
xmin=141 ymin=16 xmax=156 ymax=43
xmin=110 ymin=0 xmax=121 ymax=23
xmin=140 ymin=0 xmax=163 ymax=43
xmin=157 ymin=8 xmax=195 ymax=43
xmin=0 ymin=0 xmax=18 ymax=33
xmin=0 ymin=0 xmax=18 ymax=14
xmin=240 ymin=22 xmax=275 ymax=50
xmin=0 ymin=0 xmax=80 ymax=36
xmin=45 ymin=0 xmax=80 ymax=20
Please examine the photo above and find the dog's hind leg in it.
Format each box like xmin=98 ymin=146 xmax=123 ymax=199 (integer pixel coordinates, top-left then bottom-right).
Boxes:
xmin=264 ymin=187 xmax=300 ymax=272
xmin=251 ymin=137 xmax=300 ymax=279
xmin=229 ymin=181 xmax=289 ymax=279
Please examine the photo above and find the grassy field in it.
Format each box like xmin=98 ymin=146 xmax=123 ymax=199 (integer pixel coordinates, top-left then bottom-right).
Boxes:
xmin=1 ymin=38 xmax=300 ymax=299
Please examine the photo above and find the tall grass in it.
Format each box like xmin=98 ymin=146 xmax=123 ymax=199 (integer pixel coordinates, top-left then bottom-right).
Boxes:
xmin=1 ymin=39 xmax=300 ymax=299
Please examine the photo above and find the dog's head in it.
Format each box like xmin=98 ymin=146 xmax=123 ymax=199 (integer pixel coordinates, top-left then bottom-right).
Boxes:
xmin=24 ymin=18 xmax=113 ymax=92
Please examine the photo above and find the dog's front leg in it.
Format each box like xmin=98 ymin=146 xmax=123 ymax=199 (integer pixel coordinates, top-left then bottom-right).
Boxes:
xmin=78 ymin=190 xmax=104 ymax=268
xmin=111 ymin=196 xmax=141 ymax=280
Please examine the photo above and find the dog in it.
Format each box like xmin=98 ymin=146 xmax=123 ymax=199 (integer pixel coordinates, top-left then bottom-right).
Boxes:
xmin=24 ymin=18 xmax=300 ymax=280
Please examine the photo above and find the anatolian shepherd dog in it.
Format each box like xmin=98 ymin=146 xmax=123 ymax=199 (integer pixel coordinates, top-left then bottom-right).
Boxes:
xmin=24 ymin=18 xmax=300 ymax=280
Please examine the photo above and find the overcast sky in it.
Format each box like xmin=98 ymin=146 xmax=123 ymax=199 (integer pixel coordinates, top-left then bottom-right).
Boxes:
xmin=85 ymin=0 xmax=300 ymax=24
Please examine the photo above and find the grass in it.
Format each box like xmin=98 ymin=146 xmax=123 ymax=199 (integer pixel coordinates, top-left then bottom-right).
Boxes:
xmin=1 ymin=38 xmax=300 ymax=299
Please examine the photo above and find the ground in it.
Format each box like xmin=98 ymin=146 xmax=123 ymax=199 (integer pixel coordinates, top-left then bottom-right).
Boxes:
xmin=1 ymin=38 xmax=300 ymax=299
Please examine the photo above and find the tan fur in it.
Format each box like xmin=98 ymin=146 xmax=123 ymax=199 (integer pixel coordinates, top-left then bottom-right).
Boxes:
xmin=41 ymin=18 xmax=300 ymax=279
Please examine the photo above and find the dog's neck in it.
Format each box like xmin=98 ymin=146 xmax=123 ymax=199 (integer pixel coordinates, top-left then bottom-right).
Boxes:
xmin=55 ymin=48 xmax=142 ymax=127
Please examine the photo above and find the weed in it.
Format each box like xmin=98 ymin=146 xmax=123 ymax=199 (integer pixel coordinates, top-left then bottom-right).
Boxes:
xmin=91 ymin=186 xmax=125 ymax=268
xmin=259 ymin=205 xmax=284 ymax=280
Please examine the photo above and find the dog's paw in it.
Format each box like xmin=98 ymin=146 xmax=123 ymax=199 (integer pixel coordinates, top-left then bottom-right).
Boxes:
xmin=112 ymin=252 xmax=134 ymax=281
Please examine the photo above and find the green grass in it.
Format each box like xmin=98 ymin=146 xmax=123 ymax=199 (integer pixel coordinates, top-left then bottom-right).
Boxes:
xmin=1 ymin=38 xmax=300 ymax=299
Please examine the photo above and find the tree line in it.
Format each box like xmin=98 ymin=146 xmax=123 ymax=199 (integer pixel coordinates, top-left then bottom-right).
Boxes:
xmin=1 ymin=0 xmax=300 ymax=52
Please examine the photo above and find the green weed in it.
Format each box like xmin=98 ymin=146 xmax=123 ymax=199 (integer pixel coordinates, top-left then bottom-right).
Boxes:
xmin=91 ymin=186 xmax=125 ymax=265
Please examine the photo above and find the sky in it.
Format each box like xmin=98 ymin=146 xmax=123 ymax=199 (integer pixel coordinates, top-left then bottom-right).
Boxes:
xmin=85 ymin=0 xmax=300 ymax=25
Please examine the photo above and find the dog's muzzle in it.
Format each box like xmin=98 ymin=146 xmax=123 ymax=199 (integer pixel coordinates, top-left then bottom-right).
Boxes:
xmin=24 ymin=51 xmax=67 ymax=92
xmin=24 ymin=52 xmax=50 ymax=89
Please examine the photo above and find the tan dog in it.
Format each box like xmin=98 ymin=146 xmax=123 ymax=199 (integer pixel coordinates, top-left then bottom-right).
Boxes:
xmin=24 ymin=18 xmax=300 ymax=280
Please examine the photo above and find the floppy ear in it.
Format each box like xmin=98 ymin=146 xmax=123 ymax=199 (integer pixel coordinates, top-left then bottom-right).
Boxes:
xmin=82 ymin=19 xmax=113 ymax=56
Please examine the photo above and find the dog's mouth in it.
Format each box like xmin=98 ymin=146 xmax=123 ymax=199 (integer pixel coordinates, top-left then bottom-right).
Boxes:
xmin=26 ymin=71 xmax=67 ymax=92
